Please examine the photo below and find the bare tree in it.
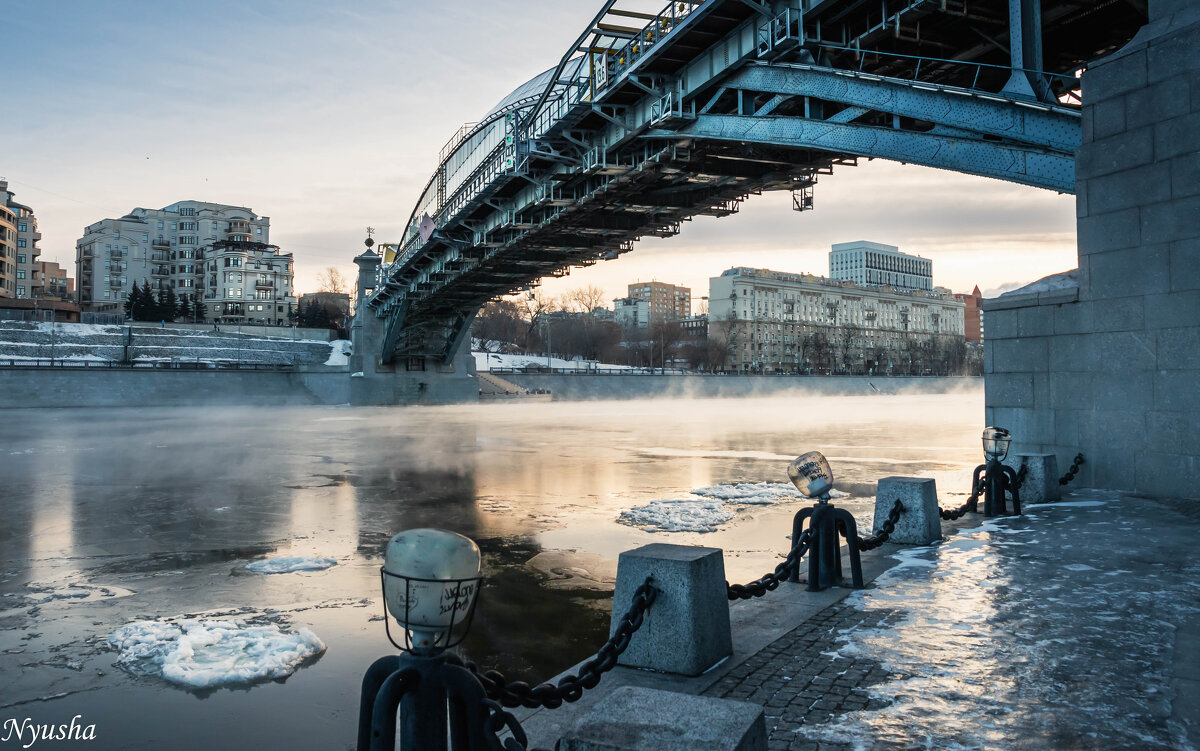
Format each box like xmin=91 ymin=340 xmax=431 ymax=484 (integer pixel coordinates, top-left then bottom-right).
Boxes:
xmin=517 ymin=291 xmax=557 ymax=353
xmin=562 ymin=285 xmax=607 ymax=315
xmin=318 ymin=266 xmax=348 ymax=294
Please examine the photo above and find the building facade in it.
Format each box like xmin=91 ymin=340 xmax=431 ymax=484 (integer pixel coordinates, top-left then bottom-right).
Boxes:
xmin=75 ymin=201 xmax=296 ymax=324
xmin=708 ymin=267 xmax=966 ymax=374
xmin=613 ymin=296 xmax=650 ymax=328
xmin=0 ymin=180 xmax=42 ymax=299
xmin=626 ymin=281 xmax=691 ymax=321
xmin=829 ymin=240 xmax=933 ymax=291
xmin=954 ymin=285 xmax=984 ymax=342
xmin=38 ymin=262 xmax=74 ymax=301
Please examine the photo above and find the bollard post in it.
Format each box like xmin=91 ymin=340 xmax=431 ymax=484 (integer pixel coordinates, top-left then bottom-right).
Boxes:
xmin=611 ymin=544 xmax=731 ymax=676
xmin=1005 ymin=453 xmax=1060 ymax=504
xmin=873 ymin=478 xmax=941 ymax=544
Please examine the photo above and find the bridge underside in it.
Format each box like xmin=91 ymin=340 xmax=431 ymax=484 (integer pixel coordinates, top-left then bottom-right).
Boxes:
xmin=369 ymin=0 xmax=1140 ymax=364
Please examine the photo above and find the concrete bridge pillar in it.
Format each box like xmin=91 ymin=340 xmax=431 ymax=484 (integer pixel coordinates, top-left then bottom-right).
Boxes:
xmin=983 ymin=0 xmax=1200 ymax=500
xmin=349 ymin=248 xmax=479 ymax=406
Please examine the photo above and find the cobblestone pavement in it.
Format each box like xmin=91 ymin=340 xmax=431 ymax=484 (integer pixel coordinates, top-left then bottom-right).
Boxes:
xmin=703 ymin=600 xmax=899 ymax=751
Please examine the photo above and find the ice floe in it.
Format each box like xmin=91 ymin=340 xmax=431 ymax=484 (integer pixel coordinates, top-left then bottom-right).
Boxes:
xmin=618 ymin=482 xmax=850 ymax=532
xmin=324 ymin=339 xmax=351 ymax=366
xmin=108 ymin=619 xmax=325 ymax=689
xmin=244 ymin=556 xmax=337 ymax=574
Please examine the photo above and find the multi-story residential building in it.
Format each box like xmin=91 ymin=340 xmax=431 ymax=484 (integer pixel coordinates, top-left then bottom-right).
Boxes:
xmin=829 ymin=240 xmax=933 ymax=291
xmin=626 ymin=281 xmax=692 ymax=322
xmin=708 ymin=267 xmax=966 ymax=374
xmin=0 ymin=180 xmax=41 ymax=299
xmin=75 ymin=201 xmax=296 ymax=324
xmin=613 ymin=296 xmax=650 ymax=328
xmin=0 ymin=200 xmax=15 ymax=298
xmin=954 ymin=285 xmax=984 ymax=342
xmin=37 ymin=262 xmax=74 ymax=301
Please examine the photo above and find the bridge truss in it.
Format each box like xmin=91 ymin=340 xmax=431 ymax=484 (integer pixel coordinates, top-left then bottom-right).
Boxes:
xmin=367 ymin=0 xmax=1145 ymax=363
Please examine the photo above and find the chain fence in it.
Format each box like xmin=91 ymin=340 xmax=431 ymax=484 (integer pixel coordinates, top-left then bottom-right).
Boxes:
xmin=726 ymin=529 xmax=813 ymax=600
xmin=855 ymin=500 xmax=904 ymax=551
xmin=1059 ymin=453 xmax=1085 ymax=485
xmin=469 ymin=577 xmax=656 ymax=710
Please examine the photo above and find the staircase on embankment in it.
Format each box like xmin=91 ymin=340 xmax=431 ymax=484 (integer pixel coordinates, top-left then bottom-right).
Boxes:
xmin=477 ymin=371 xmax=552 ymax=402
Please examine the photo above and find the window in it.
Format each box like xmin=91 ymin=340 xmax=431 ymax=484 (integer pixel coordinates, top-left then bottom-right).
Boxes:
xmin=16 ymin=286 xmax=24 ymax=296
xmin=16 ymin=270 xmax=25 ymax=279
xmin=16 ymin=254 xmax=24 ymax=264
xmin=18 ymin=223 xmax=27 ymax=232
xmin=256 ymin=227 xmax=262 ymax=235
xmin=17 ymin=239 xmax=25 ymax=248
xmin=180 ymin=222 xmax=197 ymax=231
xmin=142 ymin=233 xmax=149 ymax=242
xmin=157 ymin=221 xmax=164 ymax=229
xmin=179 ymin=236 xmax=197 ymax=245
xmin=179 ymin=207 xmax=196 ymax=217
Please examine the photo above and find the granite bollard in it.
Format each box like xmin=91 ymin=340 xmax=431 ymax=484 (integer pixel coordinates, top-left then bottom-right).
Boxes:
xmin=874 ymin=477 xmax=941 ymax=545
xmin=557 ymin=686 xmax=767 ymax=751
xmin=611 ymin=543 xmax=732 ymax=676
xmin=1005 ymin=453 xmax=1061 ymax=504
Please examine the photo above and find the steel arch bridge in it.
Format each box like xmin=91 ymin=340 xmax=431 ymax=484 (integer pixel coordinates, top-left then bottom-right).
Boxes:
xmin=364 ymin=0 xmax=1144 ymax=364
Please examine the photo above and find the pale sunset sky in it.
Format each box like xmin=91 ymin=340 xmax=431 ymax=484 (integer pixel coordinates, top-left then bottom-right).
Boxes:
xmin=9 ymin=0 xmax=1078 ymax=305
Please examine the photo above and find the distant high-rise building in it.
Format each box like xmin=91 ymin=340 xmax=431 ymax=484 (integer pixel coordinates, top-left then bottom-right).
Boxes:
xmin=829 ymin=240 xmax=933 ymax=291
xmin=0 ymin=180 xmax=42 ymax=299
xmin=626 ymin=281 xmax=691 ymax=322
xmin=75 ymin=200 xmax=296 ymax=324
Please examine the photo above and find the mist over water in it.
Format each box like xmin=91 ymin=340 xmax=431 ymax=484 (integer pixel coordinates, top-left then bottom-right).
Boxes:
xmin=0 ymin=388 xmax=983 ymax=750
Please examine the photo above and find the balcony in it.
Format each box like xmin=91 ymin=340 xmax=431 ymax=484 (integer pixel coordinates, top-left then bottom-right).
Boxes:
xmin=255 ymin=280 xmax=274 ymax=289
xmin=151 ymin=266 xmax=170 ymax=276
xmin=152 ymin=238 xmax=170 ymax=248
xmin=108 ymin=278 xmax=124 ymax=288
xmin=151 ymin=252 xmax=169 ymax=262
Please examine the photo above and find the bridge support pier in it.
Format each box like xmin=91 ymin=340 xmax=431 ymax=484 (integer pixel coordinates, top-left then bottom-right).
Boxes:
xmin=983 ymin=0 xmax=1200 ymax=501
xmin=349 ymin=249 xmax=479 ymax=406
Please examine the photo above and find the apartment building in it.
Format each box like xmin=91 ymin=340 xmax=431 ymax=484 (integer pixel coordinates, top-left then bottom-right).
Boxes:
xmin=708 ymin=267 xmax=966 ymax=374
xmin=0 ymin=180 xmax=41 ymax=299
xmin=75 ymin=201 xmax=296 ymax=323
xmin=626 ymin=281 xmax=692 ymax=321
xmin=829 ymin=240 xmax=933 ymax=292
xmin=38 ymin=261 xmax=74 ymax=301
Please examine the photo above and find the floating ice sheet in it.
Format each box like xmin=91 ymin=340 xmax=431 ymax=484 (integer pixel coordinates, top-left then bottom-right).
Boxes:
xmin=108 ymin=619 xmax=325 ymax=689
xmin=245 ymin=556 xmax=337 ymax=574
xmin=617 ymin=498 xmax=733 ymax=533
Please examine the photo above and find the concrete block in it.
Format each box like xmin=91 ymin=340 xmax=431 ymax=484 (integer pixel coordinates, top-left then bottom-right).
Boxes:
xmin=1093 ymin=97 xmax=1128 ymax=139
xmin=1088 ymin=332 xmax=1158 ymax=371
xmin=1086 ymin=245 xmax=1170 ymax=299
xmin=1155 ymin=111 xmax=1200 ymax=161
xmin=1171 ymin=152 xmax=1200 ymax=200
xmin=1086 ymin=163 xmax=1172 ymax=215
xmin=985 ymin=372 xmax=1034 ymax=408
xmin=1147 ymin=409 xmax=1200 ymax=455
xmin=1053 ymin=300 xmax=1094 ymax=335
xmin=1156 ymin=327 xmax=1200 ymax=369
xmin=1142 ymin=196 xmax=1200 ymax=245
xmin=611 ymin=544 xmax=731 ymax=676
xmin=984 ymin=308 xmax=1018 ymax=340
xmin=874 ymin=478 xmax=941 ymax=545
xmin=1076 ymin=127 xmax=1154 ymax=180
xmin=1033 ymin=372 xmax=1050 ymax=409
xmin=1047 ymin=333 xmax=1095 ymax=374
xmin=558 ymin=686 xmax=767 ymax=751
xmin=1082 ymin=50 xmax=1148 ymax=100
xmin=1077 ymin=207 xmax=1142 ymax=255
xmin=1155 ymin=369 xmax=1200 ymax=413
xmin=1016 ymin=305 xmax=1056 ymax=337
xmin=1127 ymin=80 xmax=1192 ymax=130
xmin=991 ymin=406 xmax=1054 ymax=447
xmin=1135 ymin=452 xmax=1200 ymax=501
xmin=1054 ymin=408 xmax=1091 ymax=447
xmin=990 ymin=338 xmax=1048 ymax=374
xmin=1093 ymin=371 xmax=1153 ymax=410
xmin=1170 ymin=238 xmax=1200 ymax=291
xmin=1050 ymin=371 xmax=1094 ymax=410
xmin=1147 ymin=23 xmax=1200 ymax=82
xmin=1092 ymin=409 xmax=1150 ymax=455
xmin=983 ymin=338 xmax=994 ymax=375
xmin=1092 ymin=295 xmax=1145 ymax=332
xmin=1145 ymin=290 xmax=1200 ymax=329
xmin=1005 ymin=453 xmax=1061 ymax=503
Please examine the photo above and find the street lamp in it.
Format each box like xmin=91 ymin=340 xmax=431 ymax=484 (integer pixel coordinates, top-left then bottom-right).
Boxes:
xmin=359 ymin=528 xmax=493 ymax=751
xmin=969 ymin=426 xmax=1021 ymax=516
xmin=787 ymin=451 xmax=865 ymax=591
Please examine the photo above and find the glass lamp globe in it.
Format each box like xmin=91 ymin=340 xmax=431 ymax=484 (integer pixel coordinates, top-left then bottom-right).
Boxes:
xmin=382 ymin=528 xmax=482 ymax=653
xmin=787 ymin=451 xmax=834 ymax=501
xmin=982 ymin=426 xmax=1012 ymax=461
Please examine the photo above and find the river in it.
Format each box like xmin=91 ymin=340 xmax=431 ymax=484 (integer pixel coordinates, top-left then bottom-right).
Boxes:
xmin=0 ymin=386 xmax=983 ymax=750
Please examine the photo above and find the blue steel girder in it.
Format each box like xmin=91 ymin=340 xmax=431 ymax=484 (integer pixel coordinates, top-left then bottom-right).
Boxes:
xmin=725 ymin=63 xmax=1081 ymax=154
xmin=658 ymin=113 xmax=1076 ymax=192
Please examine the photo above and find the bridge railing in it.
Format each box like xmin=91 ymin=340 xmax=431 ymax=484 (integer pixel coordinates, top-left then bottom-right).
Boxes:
xmin=593 ymin=0 xmax=704 ymax=95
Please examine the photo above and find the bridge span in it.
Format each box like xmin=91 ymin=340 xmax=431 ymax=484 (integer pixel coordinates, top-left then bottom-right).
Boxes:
xmin=358 ymin=0 xmax=1142 ymax=367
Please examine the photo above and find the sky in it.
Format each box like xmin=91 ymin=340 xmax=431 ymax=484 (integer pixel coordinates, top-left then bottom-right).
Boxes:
xmin=8 ymin=0 xmax=1079 ymax=305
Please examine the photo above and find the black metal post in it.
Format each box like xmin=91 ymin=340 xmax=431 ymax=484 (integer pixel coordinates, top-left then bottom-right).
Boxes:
xmin=979 ymin=458 xmax=1022 ymax=516
xmin=789 ymin=499 xmax=864 ymax=590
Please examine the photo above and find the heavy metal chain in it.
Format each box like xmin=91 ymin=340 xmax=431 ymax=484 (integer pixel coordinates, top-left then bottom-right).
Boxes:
xmin=941 ymin=476 xmax=983 ymax=520
xmin=726 ymin=529 xmax=813 ymax=600
xmin=481 ymin=698 xmax=549 ymax=751
xmin=856 ymin=500 xmax=904 ymax=551
xmin=1014 ymin=463 xmax=1028 ymax=490
xmin=1059 ymin=453 xmax=1085 ymax=485
xmin=470 ymin=577 xmax=657 ymax=710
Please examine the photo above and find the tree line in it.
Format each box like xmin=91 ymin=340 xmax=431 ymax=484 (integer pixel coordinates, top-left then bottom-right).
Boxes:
xmin=124 ymin=281 xmax=207 ymax=322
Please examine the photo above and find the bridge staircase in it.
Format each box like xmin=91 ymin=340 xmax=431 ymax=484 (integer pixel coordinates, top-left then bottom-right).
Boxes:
xmin=477 ymin=371 xmax=552 ymax=402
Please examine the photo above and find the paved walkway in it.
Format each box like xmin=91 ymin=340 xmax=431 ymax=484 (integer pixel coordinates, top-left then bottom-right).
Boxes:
xmin=525 ymin=490 xmax=1200 ymax=750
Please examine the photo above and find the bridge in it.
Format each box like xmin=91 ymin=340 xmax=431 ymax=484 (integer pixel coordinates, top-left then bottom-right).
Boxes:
xmin=359 ymin=0 xmax=1143 ymax=366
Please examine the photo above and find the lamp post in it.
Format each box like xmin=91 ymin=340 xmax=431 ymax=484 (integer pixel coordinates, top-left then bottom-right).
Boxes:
xmin=968 ymin=426 xmax=1022 ymax=516
xmin=786 ymin=451 xmax=865 ymax=591
xmin=358 ymin=528 xmax=498 ymax=751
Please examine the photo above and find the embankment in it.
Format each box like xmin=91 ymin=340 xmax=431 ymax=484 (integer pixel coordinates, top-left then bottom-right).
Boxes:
xmin=495 ymin=373 xmax=980 ymax=400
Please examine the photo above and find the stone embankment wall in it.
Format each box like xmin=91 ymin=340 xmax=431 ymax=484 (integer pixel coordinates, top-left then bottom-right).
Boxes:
xmin=498 ymin=374 xmax=979 ymax=401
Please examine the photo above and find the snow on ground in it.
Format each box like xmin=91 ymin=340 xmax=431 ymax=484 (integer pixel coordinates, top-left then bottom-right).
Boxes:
xmin=618 ymin=482 xmax=846 ymax=532
xmin=108 ymin=619 xmax=325 ymax=689
xmin=244 ymin=556 xmax=338 ymax=574
xmin=473 ymin=351 xmax=634 ymax=372
xmin=1001 ymin=269 xmax=1079 ymax=296
xmin=324 ymin=339 xmax=352 ymax=366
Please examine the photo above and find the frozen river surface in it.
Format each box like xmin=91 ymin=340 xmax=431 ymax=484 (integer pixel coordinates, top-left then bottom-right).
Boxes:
xmin=0 ymin=388 xmax=1070 ymax=750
